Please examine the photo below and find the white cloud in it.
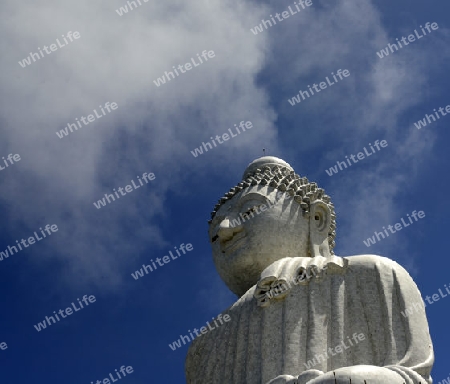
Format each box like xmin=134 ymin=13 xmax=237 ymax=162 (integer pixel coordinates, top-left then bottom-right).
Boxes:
xmin=0 ymin=0 xmax=447 ymax=291
xmin=0 ymin=0 xmax=278 ymax=290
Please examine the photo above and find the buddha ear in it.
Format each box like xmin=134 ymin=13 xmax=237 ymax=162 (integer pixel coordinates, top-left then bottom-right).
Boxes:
xmin=310 ymin=201 xmax=331 ymax=233
xmin=309 ymin=201 xmax=331 ymax=258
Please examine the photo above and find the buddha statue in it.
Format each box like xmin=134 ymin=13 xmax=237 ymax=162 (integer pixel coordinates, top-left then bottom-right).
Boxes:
xmin=185 ymin=156 xmax=434 ymax=384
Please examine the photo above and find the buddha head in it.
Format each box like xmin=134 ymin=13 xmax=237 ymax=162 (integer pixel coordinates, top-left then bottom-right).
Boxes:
xmin=208 ymin=157 xmax=337 ymax=296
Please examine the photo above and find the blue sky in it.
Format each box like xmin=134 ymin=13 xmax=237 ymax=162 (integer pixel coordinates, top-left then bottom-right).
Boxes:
xmin=0 ymin=0 xmax=449 ymax=382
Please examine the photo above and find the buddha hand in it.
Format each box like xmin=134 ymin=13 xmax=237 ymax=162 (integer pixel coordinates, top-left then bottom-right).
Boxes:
xmin=265 ymin=374 xmax=299 ymax=384
xmin=302 ymin=365 xmax=406 ymax=384
xmin=266 ymin=370 xmax=324 ymax=384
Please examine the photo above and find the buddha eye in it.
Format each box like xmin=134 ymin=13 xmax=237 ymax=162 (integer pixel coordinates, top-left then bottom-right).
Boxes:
xmin=210 ymin=216 xmax=225 ymax=228
xmin=243 ymin=205 xmax=260 ymax=215
xmin=209 ymin=216 xmax=225 ymax=242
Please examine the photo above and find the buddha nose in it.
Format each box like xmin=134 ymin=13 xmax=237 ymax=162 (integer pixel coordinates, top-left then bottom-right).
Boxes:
xmin=217 ymin=216 xmax=242 ymax=241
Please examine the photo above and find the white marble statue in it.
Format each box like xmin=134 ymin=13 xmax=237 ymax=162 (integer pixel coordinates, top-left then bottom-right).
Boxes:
xmin=185 ymin=156 xmax=434 ymax=384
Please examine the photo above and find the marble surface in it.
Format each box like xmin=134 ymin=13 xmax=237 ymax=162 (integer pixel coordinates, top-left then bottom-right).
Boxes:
xmin=185 ymin=157 xmax=434 ymax=384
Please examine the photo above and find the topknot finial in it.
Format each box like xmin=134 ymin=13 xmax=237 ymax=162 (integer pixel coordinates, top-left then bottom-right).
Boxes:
xmin=242 ymin=156 xmax=294 ymax=180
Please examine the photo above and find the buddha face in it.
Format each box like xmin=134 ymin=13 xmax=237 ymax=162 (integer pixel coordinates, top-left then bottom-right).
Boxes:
xmin=208 ymin=185 xmax=310 ymax=296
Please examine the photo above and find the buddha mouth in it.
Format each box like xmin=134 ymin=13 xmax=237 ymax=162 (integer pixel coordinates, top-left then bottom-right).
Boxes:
xmin=221 ymin=232 xmax=246 ymax=253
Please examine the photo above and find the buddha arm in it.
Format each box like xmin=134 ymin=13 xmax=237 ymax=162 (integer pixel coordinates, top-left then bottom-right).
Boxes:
xmin=262 ymin=255 xmax=434 ymax=384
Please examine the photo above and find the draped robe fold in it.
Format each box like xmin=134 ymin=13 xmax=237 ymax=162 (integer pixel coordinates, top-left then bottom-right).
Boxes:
xmin=185 ymin=255 xmax=434 ymax=384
